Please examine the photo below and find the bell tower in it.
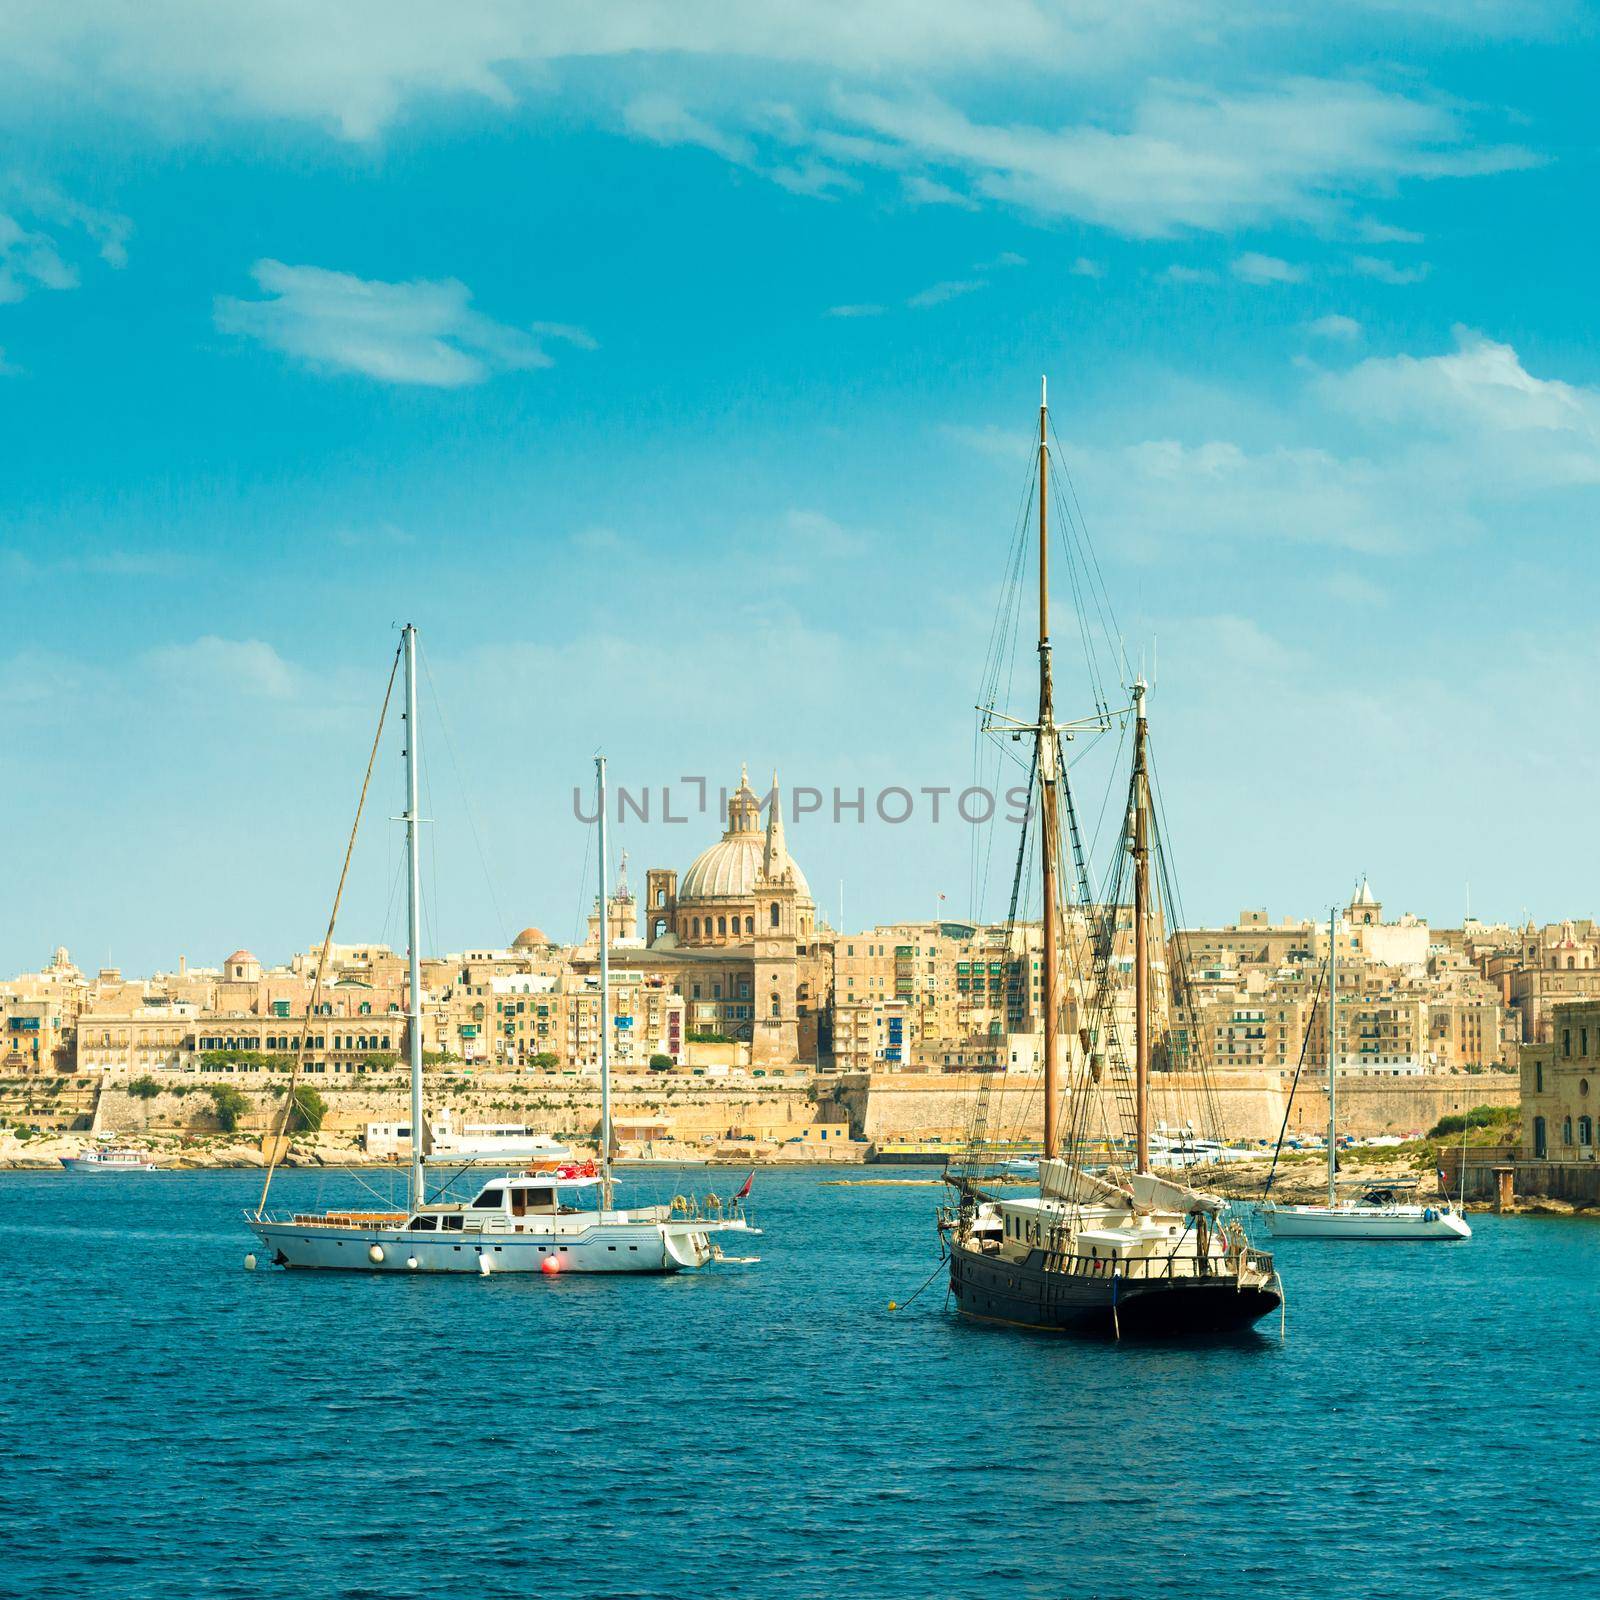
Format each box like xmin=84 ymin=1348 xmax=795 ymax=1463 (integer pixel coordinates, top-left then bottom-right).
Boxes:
xmin=645 ymin=868 xmax=677 ymax=947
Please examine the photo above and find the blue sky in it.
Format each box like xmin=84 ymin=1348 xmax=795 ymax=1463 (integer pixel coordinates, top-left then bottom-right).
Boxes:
xmin=2 ymin=2 xmax=1598 ymax=974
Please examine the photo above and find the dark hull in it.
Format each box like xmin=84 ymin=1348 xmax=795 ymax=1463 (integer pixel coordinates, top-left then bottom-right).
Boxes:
xmin=949 ymin=1240 xmax=1282 ymax=1338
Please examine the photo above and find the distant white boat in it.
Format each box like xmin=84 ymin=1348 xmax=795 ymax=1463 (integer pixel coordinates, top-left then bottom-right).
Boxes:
xmin=1149 ymin=1135 xmax=1258 ymax=1168
xmin=61 ymin=1147 xmax=156 ymax=1173
xmin=1258 ymin=906 xmax=1471 ymax=1243
xmin=1263 ymin=1186 xmax=1471 ymax=1240
xmin=364 ymin=1119 xmax=573 ymax=1166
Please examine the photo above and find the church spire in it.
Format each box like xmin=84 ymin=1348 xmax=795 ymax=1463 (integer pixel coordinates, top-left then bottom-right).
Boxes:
xmin=764 ymin=770 xmax=788 ymax=881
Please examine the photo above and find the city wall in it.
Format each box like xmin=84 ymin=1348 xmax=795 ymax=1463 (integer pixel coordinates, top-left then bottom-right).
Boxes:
xmin=92 ymin=1069 xmax=832 ymax=1148
xmin=825 ymin=1069 xmax=1521 ymax=1144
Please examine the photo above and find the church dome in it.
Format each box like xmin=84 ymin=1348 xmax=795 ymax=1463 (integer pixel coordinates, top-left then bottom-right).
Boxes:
xmin=679 ymin=767 xmax=812 ymax=903
xmin=682 ymin=835 xmax=770 ymax=901
xmin=511 ymin=927 xmax=550 ymax=950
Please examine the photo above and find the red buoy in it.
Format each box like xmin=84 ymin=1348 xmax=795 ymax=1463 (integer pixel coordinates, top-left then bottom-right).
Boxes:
xmin=541 ymin=1255 xmax=560 ymax=1275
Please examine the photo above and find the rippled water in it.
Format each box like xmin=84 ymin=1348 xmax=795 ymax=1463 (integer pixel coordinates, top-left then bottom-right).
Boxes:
xmin=3 ymin=1165 xmax=1594 ymax=1600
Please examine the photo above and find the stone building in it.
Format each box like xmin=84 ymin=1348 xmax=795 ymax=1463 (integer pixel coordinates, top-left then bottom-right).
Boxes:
xmin=1483 ymin=920 xmax=1600 ymax=1044
xmin=1521 ymin=999 xmax=1600 ymax=1163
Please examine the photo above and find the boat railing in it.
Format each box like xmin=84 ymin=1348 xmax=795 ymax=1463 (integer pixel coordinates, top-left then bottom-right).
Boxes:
xmin=248 ymin=1208 xmax=409 ymax=1229
xmin=959 ymin=1229 xmax=1277 ymax=1284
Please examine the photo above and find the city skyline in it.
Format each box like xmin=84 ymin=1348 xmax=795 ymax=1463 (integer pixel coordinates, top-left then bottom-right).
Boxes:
xmin=5 ymin=8 xmax=1600 ymax=972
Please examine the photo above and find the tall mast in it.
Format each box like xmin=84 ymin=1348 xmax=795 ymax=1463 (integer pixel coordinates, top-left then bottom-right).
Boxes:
xmin=1131 ymin=678 xmax=1151 ymax=1175
xmin=596 ymin=755 xmax=613 ymax=1210
xmin=402 ymin=624 xmax=425 ymax=1215
xmin=1037 ymin=376 xmax=1062 ymax=1161
xmin=1328 ymin=904 xmax=1338 ymax=1206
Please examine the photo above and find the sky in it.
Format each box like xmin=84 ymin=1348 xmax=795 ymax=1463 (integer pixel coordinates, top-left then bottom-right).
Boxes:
xmin=3 ymin=1 xmax=1598 ymax=975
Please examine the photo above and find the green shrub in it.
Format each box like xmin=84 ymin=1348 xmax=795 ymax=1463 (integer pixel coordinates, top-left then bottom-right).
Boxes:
xmin=127 ymin=1075 xmax=163 ymax=1100
xmin=286 ymin=1085 xmax=327 ymax=1134
xmin=1427 ymin=1103 xmax=1517 ymax=1140
xmin=207 ymin=1084 xmax=250 ymax=1132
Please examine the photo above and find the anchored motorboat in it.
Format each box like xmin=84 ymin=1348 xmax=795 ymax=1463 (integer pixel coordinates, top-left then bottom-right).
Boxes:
xmin=60 ymin=1146 xmax=156 ymax=1173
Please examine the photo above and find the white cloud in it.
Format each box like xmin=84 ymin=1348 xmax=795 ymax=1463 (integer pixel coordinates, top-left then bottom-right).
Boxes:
xmin=1318 ymin=326 xmax=1600 ymax=489
xmin=145 ymin=636 xmax=301 ymax=699
xmin=1070 ymin=257 xmax=1106 ymax=278
xmin=215 ymin=260 xmax=591 ymax=386
xmin=907 ymin=277 xmax=985 ymax=308
xmin=1307 ymin=313 xmax=1363 ymax=340
xmin=825 ymin=303 xmax=884 ymax=318
xmin=1160 ymin=264 xmax=1217 ymax=284
xmin=623 ymin=93 xmax=756 ymax=165
xmin=0 ymin=183 xmax=130 ymax=305
xmin=824 ymin=78 xmax=1534 ymax=237
xmin=1231 ymin=251 xmax=1307 ymax=285
xmin=1351 ymin=255 xmax=1431 ymax=285
xmin=902 ymin=174 xmax=978 ymax=209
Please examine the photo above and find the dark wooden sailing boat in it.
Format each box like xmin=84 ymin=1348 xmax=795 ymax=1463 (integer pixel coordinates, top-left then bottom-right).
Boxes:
xmin=943 ymin=381 xmax=1283 ymax=1338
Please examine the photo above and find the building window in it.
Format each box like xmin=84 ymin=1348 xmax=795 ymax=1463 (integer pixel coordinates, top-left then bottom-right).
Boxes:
xmin=770 ymin=903 xmax=780 ymax=928
xmin=1581 ymin=1116 xmax=1593 ymax=1147
xmin=692 ymin=917 xmax=701 ymax=938
xmin=1564 ymin=1030 xmax=1571 ymax=1058
xmin=1563 ymin=1116 xmax=1573 ymax=1145
xmin=1537 ymin=1062 xmax=1544 ymax=1093
xmin=770 ymin=992 xmax=780 ymax=1018
xmin=718 ymin=916 xmax=727 ymax=935
xmin=745 ymin=916 xmax=754 ymax=935
xmin=1534 ymin=1115 xmax=1547 ymax=1158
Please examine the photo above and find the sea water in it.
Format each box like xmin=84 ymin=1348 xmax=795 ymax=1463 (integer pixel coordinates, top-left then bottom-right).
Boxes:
xmin=3 ymin=1165 xmax=1594 ymax=1600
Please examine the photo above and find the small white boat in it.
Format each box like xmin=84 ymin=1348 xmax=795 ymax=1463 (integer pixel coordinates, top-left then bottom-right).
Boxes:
xmin=1261 ymin=1184 xmax=1472 ymax=1240
xmin=1258 ymin=905 xmax=1470 ymax=1242
xmin=61 ymin=1147 xmax=157 ymax=1173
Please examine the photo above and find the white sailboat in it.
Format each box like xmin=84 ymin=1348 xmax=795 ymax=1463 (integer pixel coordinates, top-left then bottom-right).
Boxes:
xmin=1260 ymin=907 xmax=1471 ymax=1241
xmin=248 ymin=628 xmax=759 ymax=1274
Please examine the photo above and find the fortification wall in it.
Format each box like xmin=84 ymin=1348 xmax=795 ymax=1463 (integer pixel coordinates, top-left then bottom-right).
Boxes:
xmin=93 ymin=1069 xmax=827 ymax=1147
xmin=831 ymin=1069 xmax=1519 ymax=1144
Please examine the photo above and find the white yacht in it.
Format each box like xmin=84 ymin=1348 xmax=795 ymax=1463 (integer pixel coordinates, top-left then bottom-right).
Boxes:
xmin=248 ymin=635 xmax=759 ymax=1276
xmin=1264 ymin=1182 xmax=1471 ymax=1240
xmin=61 ymin=1146 xmax=156 ymax=1173
xmin=365 ymin=1118 xmax=573 ymax=1166
xmin=1260 ymin=907 xmax=1471 ymax=1242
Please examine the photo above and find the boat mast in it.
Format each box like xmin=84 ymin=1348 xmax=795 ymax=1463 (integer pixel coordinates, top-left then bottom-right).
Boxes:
xmin=1037 ymin=376 xmax=1062 ymax=1162
xmin=402 ymin=623 xmax=425 ymax=1215
xmin=596 ymin=755 xmax=613 ymax=1210
xmin=1131 ymin=678 xmax=1151 ymax=1175
xmin=1328 ymin=903 xmax=1338 ymax=1206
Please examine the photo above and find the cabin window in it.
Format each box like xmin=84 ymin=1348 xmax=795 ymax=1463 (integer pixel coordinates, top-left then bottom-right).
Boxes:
xmin=472 ymin=1189 xmax=503 ymax=1210
xmin=442 ymin=1215 xmax=464 ymax=1231
xmin=408 ymin=1215 xmax=437 ymax=1231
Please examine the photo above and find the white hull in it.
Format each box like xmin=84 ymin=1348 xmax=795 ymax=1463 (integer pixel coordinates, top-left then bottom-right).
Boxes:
xmin=1259 ymin=1203 xmax=1471 ymax=1240
xmin=250 ymin=1213 xmax=743 ymax=1274
xmin=60 ymin=1156 xmax=156 ymax=1173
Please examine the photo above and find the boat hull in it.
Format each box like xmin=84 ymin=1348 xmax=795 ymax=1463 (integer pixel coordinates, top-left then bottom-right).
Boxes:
xmin=948 ymin=1240 xmax=1282 ymax=1338
xmin=60 ymin=1157 xmax=156 ymax=1173
xmin=1259 ymin=1204 xmax=1471 ymax=1240
xmin=249 ymin=1217 xmax=717 ymax=1274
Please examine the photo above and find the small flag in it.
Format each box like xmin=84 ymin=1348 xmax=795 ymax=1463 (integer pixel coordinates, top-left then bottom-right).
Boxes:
xmin=735 ymin=1171 xmax=754 ymax=1202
